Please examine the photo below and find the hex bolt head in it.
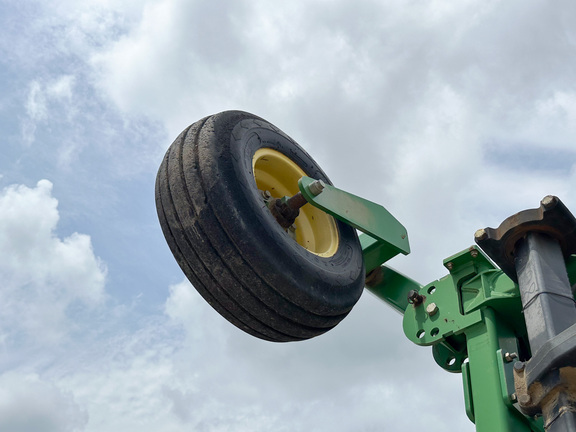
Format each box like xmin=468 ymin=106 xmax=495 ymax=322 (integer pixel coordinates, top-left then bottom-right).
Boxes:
xmin=446 ymin=262 xmax=454 ymax=271
xmin=513 ymin=361 xmax=525 ymax=372
xmin=407 ymin=289 xmax=424 ymax=306
xmin=518 ymin=394 xmax=532 ymax=405
xmin=510 ymin=393 xmax=518 ymax=403
xmin=541 ymin=195 xmax=557 ymax=209
xmin=426 ymin=302 xmax=439 ymax=316
xmin=475 ymin=228 xmax=488 ymax=242
xmin=504 ymin=352 xmax=518 ymax=363
xmin=308 ymin=180 xmax=326 ymax=196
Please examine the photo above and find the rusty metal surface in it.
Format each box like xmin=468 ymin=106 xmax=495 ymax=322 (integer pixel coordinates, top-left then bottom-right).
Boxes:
xmin=475 ymin=195 xmax=576 ymax=282
xmin=268 ymin=196 xmax=303 ymax=228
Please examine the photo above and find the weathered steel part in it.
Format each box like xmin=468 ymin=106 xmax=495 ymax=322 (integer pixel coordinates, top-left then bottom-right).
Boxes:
xmin=403 ymin=246 xmax=523 ymax=352
xmin=407 ymin=289 xmax=424 ymax=306
xmin=402 ymin=244 xmax=546 ymax=430
xmin=299 ymin=176 xmax=410 ymax=273
xmin=514 ymin=233 xmax=576 ymax=430
xmin=513 ymin=323 xmax=576 ymax=430
xmin=515 ymin=233 xmax=576 ymax=353
xmin=475 ymin=195 xmax=576 ymax=282
xmin=364 ymin=265 xmax=422 ymax=314
xmin=267 ymin=182 xmax=326 ymax=229
xmin=268 ymin=197 xmax=302 ymax=228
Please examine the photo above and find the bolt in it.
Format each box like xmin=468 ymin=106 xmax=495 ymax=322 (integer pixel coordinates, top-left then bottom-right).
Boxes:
xmin=510 ymin=393 xmax=518 ymax=403
xmin=541 ymin=195 xmax=557 ymax=209
xmin=446 ymin=262 xmax=454 ymax=271
xmin=504 ymin=352 xmax=518 ymax=362
xmin=513 ymin=361 xmax=525 ymax=372
xmin=285 ymin=192 xmax=308 ymax=210
xmin=426 ymin=302 xmax=439 ymax=316
xmin=260 ymin=190 xmax=272 ymax=200
xmin=308 ymin=180 xmax=325 ymax=196
xmin=470 ymin=249 xmax=479 ymax=258
xmin=407 ymin=289 xmax=424 ymax=306
xmin=518 ymin=394 xmax=532 ymax=405
xmin=475 ymin=228 xmax=488 ymax=242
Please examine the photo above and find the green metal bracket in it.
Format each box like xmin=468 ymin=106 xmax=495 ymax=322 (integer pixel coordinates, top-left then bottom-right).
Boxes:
xmin=299 ymin=176 xmax=410 ymax=273
xmin=299 ymin=178 xmax=576 ymax=432
xmin=402 ymin=245 xmax=548 ymax=431
xmin=364 ymin=265 xmax=422 ymax=314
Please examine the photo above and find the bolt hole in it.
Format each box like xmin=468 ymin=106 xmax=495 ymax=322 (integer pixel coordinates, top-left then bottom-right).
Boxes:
xmin=430 ymin=328 xmax=439 ymax=337
xmin=416 ymin=330 xmax=425 ymax=339
xmin=427 ymin=286 xmax=436 ymax=295
xmin=446 ymin=357 xmax=456 ymax=366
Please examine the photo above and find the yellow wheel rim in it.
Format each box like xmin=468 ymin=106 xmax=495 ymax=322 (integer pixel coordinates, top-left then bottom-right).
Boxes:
xmin=252 ymin=148 xmax=339 ymax=257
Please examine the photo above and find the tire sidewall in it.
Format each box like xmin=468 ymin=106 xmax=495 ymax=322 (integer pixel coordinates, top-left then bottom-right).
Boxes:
xmin=200 ymin=113 xmax=364 ymax=315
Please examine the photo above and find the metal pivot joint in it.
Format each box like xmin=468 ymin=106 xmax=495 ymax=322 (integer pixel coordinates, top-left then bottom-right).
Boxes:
xmin=268 ymin=179 xmax=325 ymax=228
xmin=476 ymin=196 xmax=576 ymax=432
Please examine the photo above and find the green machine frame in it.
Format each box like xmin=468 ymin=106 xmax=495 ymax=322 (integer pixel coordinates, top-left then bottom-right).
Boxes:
xmin=299 ymin=176 xmax=576 ymax=432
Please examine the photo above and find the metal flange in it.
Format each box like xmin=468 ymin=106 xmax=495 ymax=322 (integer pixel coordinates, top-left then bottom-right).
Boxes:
xmin=474 ymin=195 xmax=576 ymax=282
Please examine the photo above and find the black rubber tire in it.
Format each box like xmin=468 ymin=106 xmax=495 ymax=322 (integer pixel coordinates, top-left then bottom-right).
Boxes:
xmin=155 ymin=110 xmax=365 ymax=342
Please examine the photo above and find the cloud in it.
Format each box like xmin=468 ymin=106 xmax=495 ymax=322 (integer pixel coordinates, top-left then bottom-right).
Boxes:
xmin=22 ymin=75 xmax=76 ymax=148
xmin=0 ymin=180 xmax=107 ymax=345
xmin=0 ymin=278 xmax=465 ymax=432
xmin=0 ymin=372 xmax=87 ymax=432
xmin=162 ymin=279 xmax=471 ymax=431
xmin=2 ymin=1 xmax=576 ymax=431
xmin=89 ymin=0 xmax=576 ymax=207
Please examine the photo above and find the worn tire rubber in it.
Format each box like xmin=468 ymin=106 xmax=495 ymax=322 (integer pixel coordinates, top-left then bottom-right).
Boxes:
xmin=155 ymin=110 xmax=365 ymax=342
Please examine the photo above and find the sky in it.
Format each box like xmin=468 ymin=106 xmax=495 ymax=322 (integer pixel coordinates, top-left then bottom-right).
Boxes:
xmin=1 ymin=0 xmax=575 ymax=431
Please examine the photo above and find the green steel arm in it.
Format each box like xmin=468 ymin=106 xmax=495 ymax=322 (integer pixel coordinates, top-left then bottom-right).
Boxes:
xmin=298 ymin=177 xmax=576 ymax=432
xmin=364 ymin=263 xmax=422 ymax=314
xmin=299 ymin=176 xmax=409 ymax=273
xmin=298 ymin=176 xmax=419 ymax=312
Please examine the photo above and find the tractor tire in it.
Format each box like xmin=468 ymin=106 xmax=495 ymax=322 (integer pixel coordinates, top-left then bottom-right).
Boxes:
xmin=155 ymin=110 xmax=365 ymax=342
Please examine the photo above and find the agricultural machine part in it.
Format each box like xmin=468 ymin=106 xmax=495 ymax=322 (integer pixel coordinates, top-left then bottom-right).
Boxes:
xmin=155 ymin=111 xmax=365 ymax=342
xmin=268 ymin=180 xmax=325 ymax=229
xmin=156 ymin=110 xmax=576 ymax=432
xmin=475 ymin=196 xmax=576 ymax=432
xmin=299 ymin=176 xmax=410 ymax=273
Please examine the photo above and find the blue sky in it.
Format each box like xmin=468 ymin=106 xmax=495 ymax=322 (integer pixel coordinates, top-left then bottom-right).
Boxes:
xmin=1 ymin=0 xmax=575 ymax=431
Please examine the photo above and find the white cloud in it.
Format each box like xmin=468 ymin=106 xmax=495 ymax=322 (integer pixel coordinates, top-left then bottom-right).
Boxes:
xmin=0 ymin=372 xmax=87 ymax=432
xmin=3 ymin=1 xmax=576 ymax=431
xmin=0 ymin=180 xmax=106 ymax=345
xmin=22 ymin=75 xmax=77 ymax=146
xmin=161 ymin=279 xmax=471 ymax=431
xmin=25 ymin=81 xmax=47 ymax=121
